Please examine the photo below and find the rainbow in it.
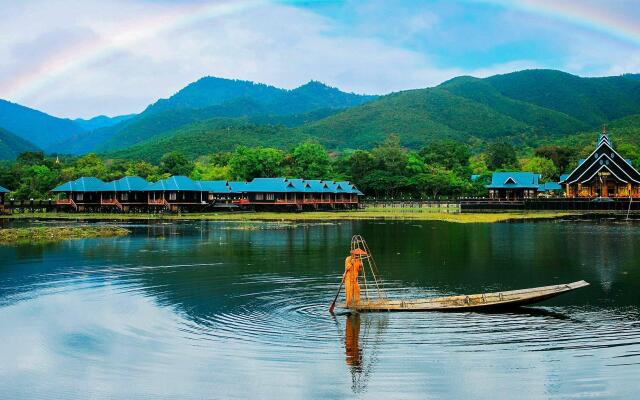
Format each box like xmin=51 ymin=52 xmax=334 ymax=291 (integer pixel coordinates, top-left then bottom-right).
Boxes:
xmin=0 ymin=0 xmax=266 ymax=102
xmin=2 ymin=0 xmax=638 ymax=105
xmin=487 ymin=0 xmax=640 ymax=47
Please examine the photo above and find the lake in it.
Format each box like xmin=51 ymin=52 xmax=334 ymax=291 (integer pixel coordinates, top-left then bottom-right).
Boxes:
xmin=0 ymin=219 xmax=638 ymax=399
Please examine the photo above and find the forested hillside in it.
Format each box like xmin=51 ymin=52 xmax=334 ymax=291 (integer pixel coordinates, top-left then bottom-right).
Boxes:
xmin=0 ymin=127 xmax=38 ymax=160
xmin=0 ymin=100 xmax=84 ymax=152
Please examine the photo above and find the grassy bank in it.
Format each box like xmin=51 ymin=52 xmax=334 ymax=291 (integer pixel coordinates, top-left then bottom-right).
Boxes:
xmin=0 ymin=226 xmax=131 ymax=244
xmin=0 ymin=210 xmax=576 ymax=224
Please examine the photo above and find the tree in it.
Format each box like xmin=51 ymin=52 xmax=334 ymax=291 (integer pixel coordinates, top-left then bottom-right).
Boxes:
xmin=75 ymin=153 xmax=108 ymax=179
xmin=487 ymin=141 xmax=517 ymax=170
xmin=534 ymin=146 xmax=574 ymax=173
xmin=287 ymin=142 xmax=332 ymax=179
xmin=519 ymin=157 xmax=559 ymax=181
xmin=371 ymin=134 xmax=407 ymax=175
xmin=159 ymin=151 xmax=194 ymax=176
xmin=228 ymin=146 xmax=285 ymax=181
xmin=420 ymin=140 xmax=470 ymax=171
xmin=125 ymin=160 xmax=158 ymax=179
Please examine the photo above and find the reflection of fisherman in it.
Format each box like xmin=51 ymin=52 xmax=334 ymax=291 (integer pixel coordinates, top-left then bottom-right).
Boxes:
xmin=344 ymin=249 xmax=366 ymax=307
xmin=344 ymin=313 xmax=362 ymax=369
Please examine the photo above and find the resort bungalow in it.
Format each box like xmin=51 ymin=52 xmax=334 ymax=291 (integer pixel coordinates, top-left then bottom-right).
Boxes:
xmin=537 ymin=182 xmax=563 ymax=197
xmin=146 ymin=176 xmax=206 ymax=212
xmin=48 ymin=175 xmax=364 ymax=212
xmin=238 ymin=178 xmax=300 ymax=209
xmin=486 ymin=172 xmax=541 ymax=200
xmin=561 ymin=131 xmax=640 ymax=198
xmin=52 ymin=177 xmax=106 ymax=211
xmin=100 ymin=176 xmax=150 ymax=211
xmin=0 ymin=185 xmax=8 ymax=210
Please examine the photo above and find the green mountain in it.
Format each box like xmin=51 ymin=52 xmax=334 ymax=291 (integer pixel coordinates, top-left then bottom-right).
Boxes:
xmin=65 ymin=78 xmax=374 ymax=154
xmin=73 ymin=114 xmax=136 ymax=131
xmin=485 ymin=69 xmax=640 ymax=125
xmin=0 ymin=99 xmax=85 ymax=151
xmin=108 ymin=121 xmax=298 ymax=162
xmin=0 ymin=127 xmax=39 ymax=160
xmin=144 ymin=78 xmax=375 ymax=115
xmin=109 ymin=69 xmax=640 ymax=160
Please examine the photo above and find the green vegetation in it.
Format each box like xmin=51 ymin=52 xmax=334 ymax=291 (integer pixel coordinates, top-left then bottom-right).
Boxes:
xmin=0 ymin=225 xmax=130 ymax=244
xmin=0 ymin=127 xmax=38 ymax=160
xmin=2 ymin=211 xmax=575 ymax=224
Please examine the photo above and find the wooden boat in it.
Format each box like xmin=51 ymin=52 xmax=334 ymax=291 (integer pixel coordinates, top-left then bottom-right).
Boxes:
xmin=340 ymin=280 xmax=589 ymax=312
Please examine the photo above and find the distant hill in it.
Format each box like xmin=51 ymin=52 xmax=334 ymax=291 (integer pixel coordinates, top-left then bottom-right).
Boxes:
xmin=144 ymin=77 xmax=375 ymax=114
xmin=484 ymin=70 xmax=640 ymax=125
xmin=109 ymin=121 xmax=300 ymax=162
xmin=73 ymin=114 xmax=136 ymax=131
xmin=107 ymin=69 xmax=640 ymax=160
xmin=0 ymin=127 xmax=39 ymax=160
xmin=83 ymin=78 xmax=374 ymax=153
xmin=0 ymin=99 xmax=85 ymax=152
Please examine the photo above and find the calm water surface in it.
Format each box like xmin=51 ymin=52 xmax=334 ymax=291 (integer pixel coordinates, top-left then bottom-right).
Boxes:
xmin=0 ymin=219 xmax=638 ymax=399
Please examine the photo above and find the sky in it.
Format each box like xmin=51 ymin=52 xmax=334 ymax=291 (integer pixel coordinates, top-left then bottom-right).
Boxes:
xmin=1 ymin=0 xmax=639 ymax=119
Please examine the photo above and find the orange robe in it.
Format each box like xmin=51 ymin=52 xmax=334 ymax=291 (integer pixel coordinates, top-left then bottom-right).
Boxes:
xmin=344 ymin=255 xmax=362 ymax=306
xmin=344 ymin=314 xmax=361 ymax=367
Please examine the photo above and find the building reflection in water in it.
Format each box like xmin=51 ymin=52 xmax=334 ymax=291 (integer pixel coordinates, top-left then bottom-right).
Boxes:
xmin=342 ymin=313 xmax=388 ymax=394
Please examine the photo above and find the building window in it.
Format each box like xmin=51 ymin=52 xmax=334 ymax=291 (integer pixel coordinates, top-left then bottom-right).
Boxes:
xmin=266 ymin=193 xmax=275 ymax=201
xmin=169 ymin=192 xmax=177 ymax=201
xmin=121 ymin=193 xmax=129 ymax=201
xmin=76 ymin=193 xmax=83 ymax=201
xmin=256 ymin=193 xmax=264 ymax=200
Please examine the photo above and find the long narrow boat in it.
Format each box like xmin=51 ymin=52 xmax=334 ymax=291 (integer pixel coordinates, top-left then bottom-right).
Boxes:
xmin=340 ymin=280 xmax=589 ymax=312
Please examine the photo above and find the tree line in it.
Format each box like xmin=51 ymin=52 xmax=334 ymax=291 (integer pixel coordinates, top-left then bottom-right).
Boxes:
xmin=0 ymin=135 xmax=601 ymax=201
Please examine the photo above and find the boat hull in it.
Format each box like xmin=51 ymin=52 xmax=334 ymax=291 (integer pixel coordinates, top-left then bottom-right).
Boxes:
xmin=340 ymin=280 xmax=589 ymax=312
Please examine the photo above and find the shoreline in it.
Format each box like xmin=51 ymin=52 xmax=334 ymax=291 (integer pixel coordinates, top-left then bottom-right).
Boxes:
xmin=0 ymin=226 xmax=131 ymax=245
xmin=0 ymin=210 xmax=578 ymax=224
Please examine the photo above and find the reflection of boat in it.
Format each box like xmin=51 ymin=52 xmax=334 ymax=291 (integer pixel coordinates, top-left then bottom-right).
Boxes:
xmin=340 ymin=280 xmax=589 ymax=312
xmin=333 ymin=235 xmax=589 ymax=313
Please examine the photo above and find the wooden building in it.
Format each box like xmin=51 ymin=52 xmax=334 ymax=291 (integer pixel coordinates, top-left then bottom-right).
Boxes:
xmin=100 ymin=176 xmax=150 ymax=211
xmin=52 ymin=177 xmax=106 ymax=211
xmin=146 ymin=176 xmax=208 ymax=212
xmin=562 ymin=131 xmax=640 ymax=198
xmin=0 ymin=185 xmax=8 ymax=211
xmin=486 ymin=172 xmax=541 ymax=200
xmin=50 ymin=176 xmax=364 ymax=212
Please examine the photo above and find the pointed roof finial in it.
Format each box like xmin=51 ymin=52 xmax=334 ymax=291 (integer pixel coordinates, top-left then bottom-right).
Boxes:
xmin=603 ymin=123 xmax=607 ymax=134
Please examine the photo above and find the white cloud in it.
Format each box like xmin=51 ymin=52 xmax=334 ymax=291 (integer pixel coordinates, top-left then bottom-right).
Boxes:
xmin=0 ymin=0 xmax=637 ymax=119
xmin=0 ymin=0 xmax=538 ymax=118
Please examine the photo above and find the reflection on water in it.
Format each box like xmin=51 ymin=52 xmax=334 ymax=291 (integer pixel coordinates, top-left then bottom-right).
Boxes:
xmin=0 ymin=220 xmax=639 ymax=399
xmin=342 ymin=313 xmax=388 ymax=394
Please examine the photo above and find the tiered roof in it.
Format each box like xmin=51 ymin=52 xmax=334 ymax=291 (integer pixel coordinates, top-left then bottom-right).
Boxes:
xmin=561 ymin=132 xmax=640 ymax=185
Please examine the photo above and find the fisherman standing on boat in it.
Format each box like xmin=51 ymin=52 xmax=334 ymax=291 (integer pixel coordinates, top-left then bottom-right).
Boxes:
xmin=345 ymin=249 xmax=366 ymax=307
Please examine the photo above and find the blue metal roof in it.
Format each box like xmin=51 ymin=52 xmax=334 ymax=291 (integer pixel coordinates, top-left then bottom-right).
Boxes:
xmin=101 ymin=176 xmax=149 ymax=192
xmin=538 ymin=182 xmax=563 ymax=192
xmin=199 ymin=180 xmax=231 ymax=193
xmin=486 ymin=172 xmax=540 ymax=189
xmin=244 ymin=178 xmax=296 ymax=193
xmin=559 ymin=174 xmax=569 ymax=183
xmin=305 ymin=179 xmax=331 ymax=193
xmin=336 ymin=181 xmax=364 ymax=195
xmin=146 ymin=176 xmax=203 ymax=191
xmin=52 ymin=177 xmax=106 ymax=192
xmin=228 ymin=181 xmax=249 ymax=193
xmin=0 ymin=185 xmax=8 ymax=193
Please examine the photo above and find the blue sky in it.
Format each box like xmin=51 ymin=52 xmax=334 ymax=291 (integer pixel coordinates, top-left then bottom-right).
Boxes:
xmin=0 ymin=0 xmax=638 ymax=118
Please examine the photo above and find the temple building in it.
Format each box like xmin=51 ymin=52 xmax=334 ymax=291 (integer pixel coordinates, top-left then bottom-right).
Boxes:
xmin=561 ymin=129 xmax=640 ymax=198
